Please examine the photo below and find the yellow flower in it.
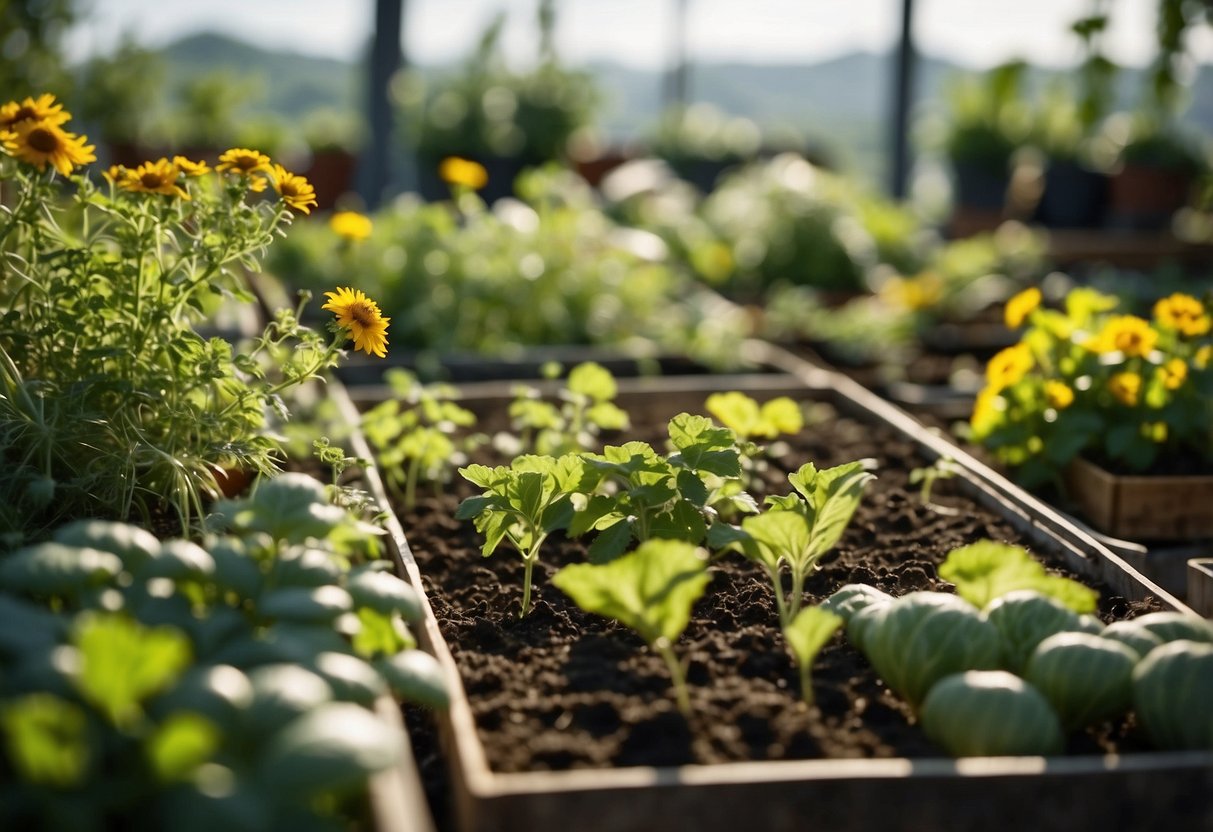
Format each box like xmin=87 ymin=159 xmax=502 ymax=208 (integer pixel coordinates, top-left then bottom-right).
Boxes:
xmin=1004 ymin=287 xmax=1041 ymax=329
xmin=985 ymin=343 xmax=1034 ymax=391
xmin=1153 ymin=293 xmax=1211 ymax=337
xmin=438 ymin=156 xmax=488 ymax=190
xmin=1108 ymin=372 xmax=1141 ymax=407
xmin=3 ymin=118 xmax=95 ymax=176
xmin=173 ymin=155 xmax=210 ymax=177
xmin=1086 ymin=315 xmax=1158 ymax=358
xmin=0 ymin=93 xmax=70 ymax=130
xmin=216 ymin=147 xmax=271 ymax=191
xmin=970 ymin=386 xmax=1003 ymax=433
xmin=118 ymin=158 xmax=189 ymax=198
xmin=322 ymin=287 xmax=390 ymax=358
xmin=330 ymin=210 xmax=373 ymax=241
xmin=270 ymin=164 xmax=318 ymax=214
xmin=1157 ymin=358 xmax=1188 ymax=391
xmin=1196 ymin=345 xmax=1212 ymax=370
xmin=103 ymin=164 xmax=129 ymax=183
xmin=880 ymin=273 xmax=942 ymax=311
xmin=1044 ymin=380 xmax=1074 ymax=410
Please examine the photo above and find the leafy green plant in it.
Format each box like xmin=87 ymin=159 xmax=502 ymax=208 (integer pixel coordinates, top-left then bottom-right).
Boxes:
xmin=1024 ymin=631 xmax=1137 ymax=730
xmin=783 ymin=606 xmax=842 ymax=706
xmin=908 ymin=456 xmax=960 ymax=508
xmin=551 ymin=539 xmax=710 ymax=715
xmin=363 ymin=369 xmax=484 ymax=511
xmin=507 ymin=361 xmax=629 ymax=456
xmin=570 ymin=414 xmax=749 ymax=563
xmin=456 ymin=454 xmax=584 ymax=616
xmin=983 ymin=589 xmax=1101 ymax=674
xmin=919 ymin=670 xmax=1064 ymax=757
xmin=1131 ymin=639 xmax=1213 ymax=750
xmin=937 ymin=541 xmax=1099 ymax=613
xmin=721 ymin=460 xmax=874 ymax=627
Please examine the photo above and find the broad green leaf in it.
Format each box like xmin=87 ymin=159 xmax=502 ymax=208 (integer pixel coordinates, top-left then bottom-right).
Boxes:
xmin=53 ymin=520 xmax=161 ymax=571
xmin=759 ymin=397 xmax=804 ymax=436
xmin=566 ymin=361 xmax=617 ymax=402
xmin=705 ymin=391 xmax=763 ymax=438
xmin=586 ymin=517 xmax=635 ymax=564
xmin=137 ymin=539 xmax=216 ymax=583
xmin=586 ymin=401 xmax=629 ymax=431
xmin=552 ymin=539 xmax=711 ymax=645
xmin=147 ymin=712 xmax=221 ymax=782
xmin=668 ymin=413 xmax=741 ymax=477
xmin=376 ymin=650 xmax=449 ymax=709
xmin=784 ymin=606 xmax=843 ymax=669
xmin=351 ymin=608 xmax=413 ymax=658
xmin=347 ymin=570 xmax=422 ymax=621
xmin=938 ymin=541 xmax=1098 ymax=613
xmin=258 ymin=703 xmax=401 ymax=795
xmin=740 ymin=510 xmax=811 ymax=572
xmin=454 ymin=495 xmax=493 ymax=521
xmin=149 ymin=664 xmax=253 ymax=730
xmin=0 ymin=543 xmax=123 ymax=597
xmin=648 ymin=499 xmax=708 ymax=546
xmin=676 ymin=468 xmax=709 ymax=508
xmin=458 ymin=463 xmax=502 ymax=490
xmin=74 ymin=613 xmax=192 ymax=727
xmin=568 ymin=494 xmax=624 ymax=538
xmin=246 ymin=665 xmax=334 ymax=737
xmin=0 ymin=693 xmax=89 ymax=787
xmin=804 ymin=467 xmax=875 ymax=562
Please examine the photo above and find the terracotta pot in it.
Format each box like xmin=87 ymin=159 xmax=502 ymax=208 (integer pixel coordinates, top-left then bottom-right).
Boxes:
xmin=1105 ymin=163 xmax=1194 ymax=231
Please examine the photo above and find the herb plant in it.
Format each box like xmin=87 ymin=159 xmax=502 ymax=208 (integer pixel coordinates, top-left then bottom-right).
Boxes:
xmin=456 ymin=454 xmax=584 ymax=616
xmin=551 ymin=539 xmax=711 ymax=715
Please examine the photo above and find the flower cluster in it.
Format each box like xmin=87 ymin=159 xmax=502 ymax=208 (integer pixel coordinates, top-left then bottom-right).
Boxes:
xmin=0 ymin=94 xmax=379 ymax=539
xmin=968 ymin=286 xmax=1213 ymax=485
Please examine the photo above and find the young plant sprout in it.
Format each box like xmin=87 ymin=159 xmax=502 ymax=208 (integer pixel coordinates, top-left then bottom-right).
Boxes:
xmin=705 ymin=391 xmax=804 ymax=485
xmin=783 ymin=606 xmax=842 ymax=706
xmin=507 ymin=361 xmax=630 ymax=456
xmin=907 ymin=455 xmax=960 ymax=509
xmin=456 ymin=454 xmax=584 ymax=616
xmin=551 ymin=539 xmax=711 ymax=716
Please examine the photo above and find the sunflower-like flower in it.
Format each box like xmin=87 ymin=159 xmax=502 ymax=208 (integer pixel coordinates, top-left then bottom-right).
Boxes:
xmin=0 ymin=93 xmax=70 ymax=130
xmin=1108 ymin=372 xmax=1141 ymax=407
xmin=3 ymin=117 xmax=95 ymax=176
xmin=1157 ymin=358 xmax=1188 ymax=391
xmin=1004 ymin=287 xmax=1041 ymax=329
xmin=1044 ymin=380 xmax=1074 ymax=410
xmin=1086 ymin=315 xmax=1158 ymax=358
xmin=270 ymin=164 xmax=318 ymax=214
xmin=216 ymin=147 xmax=271 ymax=191
xmin=969 ymin=386 xmax=1003 ymax=434
xmin=438 ymin=156 xmax=488 ymax=190
xmin=173 ymin=155 xmax=211 ymax=177
xmin=985 ymin=343 xmax=1034 ymax=392
xmin=330 ymin=210 xmax=373 ymax=241
xmin=322 ymin=287 xmax=390 ymax=358
xmin=1153 ymin=293 xmax=1211 ymax=338
xmin=118 ymin=158 xmax=189 ymax=198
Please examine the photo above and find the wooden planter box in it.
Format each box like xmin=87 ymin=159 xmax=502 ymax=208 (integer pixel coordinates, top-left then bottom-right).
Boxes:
xmin=1187 ymin=559 xmax=1213 ymax=618
xmin=334 ymin=348 xmax=1211 ymax=832
xmin=1063 ymin=455 xmax=1213 ymax=543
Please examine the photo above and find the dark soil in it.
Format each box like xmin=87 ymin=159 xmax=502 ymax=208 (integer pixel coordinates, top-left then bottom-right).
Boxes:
xmin=392 ymin=392 xmax=1164 ymax=825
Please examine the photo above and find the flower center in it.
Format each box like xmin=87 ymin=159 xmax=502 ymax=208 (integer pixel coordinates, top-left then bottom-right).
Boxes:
xmin=349 ymin=302 xmax=375 ymax=327
xmin=12 ymin=106 xmax=35 ymax=123
xmin=28 ymin=127 xmax=59 ymax=153
xmin=141 ymin=172 xmax=166 ymax=188
xmin=235 ymin=156 xmax=259 ymax=171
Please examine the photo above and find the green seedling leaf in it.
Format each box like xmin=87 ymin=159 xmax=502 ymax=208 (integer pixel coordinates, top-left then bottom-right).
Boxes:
xmin=586 ymin=517 xmax=636 ymax=564
xmin=0 ymin=542 xmax=123 ymax=598
xmin=784 ymin=606 xmax=843 ymax=705
xmin=258 ymin=703 xmax=401 ymax=796
xmin=939 ymin=541 xmax=1098 ymax=613
xmin=376 ymin=650 xmax=449 ymax=709
xmin=147 ymin=712 xmax=221 ymax=782
xmin=566 ymin=361 xmax=617 ymax=402
xmin=74 ymin=613 xmax=192 ymax=727
xmin=668 ymin=413 xmax=741 ymax=477
xmin=352 ymin=608 xmax=414 ymax=659
xmin=0 ymin=693 xmax=89 ymax=788
xmin=739 ymin=510 xmax=809 ymax=573
xmin=706 ymin=392 xmax=804 ymax=440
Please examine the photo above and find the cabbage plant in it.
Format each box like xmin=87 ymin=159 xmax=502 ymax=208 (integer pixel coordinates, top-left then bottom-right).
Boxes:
xmin=920 ymin=671 xmax=1065 ymax=757
xmin=1024 ymin=632 xmax=1137 ymax=730
xmin=983 ymin=590 xmax=1101 ymax=674
xmin=1132 ymin=640 xmax=1213 ymax=751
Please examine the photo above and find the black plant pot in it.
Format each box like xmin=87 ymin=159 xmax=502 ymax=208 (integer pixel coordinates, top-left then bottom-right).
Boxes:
xmin=951 ymin=161 xmax=1009 ymax=212
xmin=1033 ymin=160 xmax=1108 ymax=229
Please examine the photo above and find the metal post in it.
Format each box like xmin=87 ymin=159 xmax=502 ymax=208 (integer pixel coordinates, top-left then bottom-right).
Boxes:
xmin=889 ymin=0 xmax=915 ymax=199
xmin=359 ymin=0 xmax=406 ymax=208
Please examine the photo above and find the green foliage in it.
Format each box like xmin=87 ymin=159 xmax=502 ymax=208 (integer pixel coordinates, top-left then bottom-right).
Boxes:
xmin=919 ymin=670 xmax=1065 ymax=758
xmin=1132 ymin=639 xmax=1213 ymax=750
xmin=457 ymin=453 xmax=584 ymax=615
xmin=507 ymin=361 xmax=630 ymax=456
xmin=908 ymin=456 xmax=960 ymax=507
xmin=1129 ymin=611 xmax=1213 ymax=645
xmin=783 ymin=606 xmax=842 ymax=706
xmin=1024 ymin=631 xmax=1137 ymax=730
xmin=983 ymin=590 xmax=1098 ymax=674
xmin=551 ymin=539 xmax=710 ymax=714
xmin=939 ymin=60 xmax=1031 ymax=174
xmin=937 ymin=541 xmax=1099 ymax=613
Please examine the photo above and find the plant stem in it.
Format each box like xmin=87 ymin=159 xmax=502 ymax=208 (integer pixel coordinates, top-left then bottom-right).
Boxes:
xmin=799 ymin=664 xmax=815 ymax=707
xmin=656 ymin=642 xmax=692 ymax=716
xmin=766 ymin=564 xmax=789 ymax=628
xmin=519 ymin=556 xmax=537 ymax=617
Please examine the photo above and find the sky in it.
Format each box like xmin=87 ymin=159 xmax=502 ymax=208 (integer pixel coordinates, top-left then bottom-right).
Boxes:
xmin=65 ymin=0 xmax=1213 ymax=71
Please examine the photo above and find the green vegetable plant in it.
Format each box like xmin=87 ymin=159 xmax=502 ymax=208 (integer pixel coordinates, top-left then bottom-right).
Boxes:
xmin=550 ymin=539 xmax=711 ymax=715
xmin=937 ymin=540 xmax=1099 ymax=613
xmin=1131 ymin=639 xmax=1213 ymax=751
xmin=506 ymin=361 xmax=629 ymax=456
xmin=1024 ymin=631 xmax=1137 ymax=730
xmin=983 ymin=589 xmax=1102 ymax=674
xmin=362 ymin=368 xmax=485 ymax=511
xmin=569 ymin=413 xmax=750 ymax=564
xmin=907 ymin=456 xmax=960 ymax=509
xmin=719 ymin=460 xmax=875 ymax=628
xmin=783 ymin=606 xmax=842 ymax=706
xmin=456 ymin=454 xmax=584 ymax=616
xmin=919 ymin=670 xmax=1064 ymax=757
xmin=704 ymin=391 xmax=803 ymax=488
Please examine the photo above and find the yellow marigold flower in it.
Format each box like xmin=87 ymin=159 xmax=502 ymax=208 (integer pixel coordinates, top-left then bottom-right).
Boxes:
xmin=323 ymin=286 xmax=390 ymax=358
xmin=0 ymin=93 xmax=70 ymax=130
xmin=1108 ymin=372 xmax=1141 ymax=407
xmin=1044 ymin=380 xmax=1074 ymax=410
xmin=970 ymin=386 xmax=1003 ymax=433
xmin=1004 ymin=287 xmax=1041 ymax=329
xmin=438 ymin=156 xmax=488 ymax=190
xmin=1157 ymin=357 xmax=1188 ymax=391
xmin=330 ymin=210 xmax=373 ymax=241
xmin=173 ymin=155 xmax=210 ymax=177
xmin=1153 ymin=292 xmax=1211 ymax=337
xmin=4 ymin=118 xmax=95 ymax=176
xmin=1086 ymin=315 xmax=1158 ymax=358
xmin=270 ymin=164 xmax=318 ymax=214
xmin=1196 ymin=345 xmax=1212 ymax=370
xmin=216 ymin=147 xmax=271 ymax=191
xmin=119 ymin=158 xmax=189 ymax=199
xmin=985 ymin=343 xmax=1034 ymax=392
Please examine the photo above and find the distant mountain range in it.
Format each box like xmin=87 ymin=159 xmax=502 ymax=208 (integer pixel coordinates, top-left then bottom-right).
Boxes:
xmin=152 ymin=32 xmax=1213 ymax=184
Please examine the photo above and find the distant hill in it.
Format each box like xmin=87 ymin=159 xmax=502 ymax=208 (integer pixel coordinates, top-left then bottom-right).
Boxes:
xmin=147 ymin=32 xmax=1213 ymax=185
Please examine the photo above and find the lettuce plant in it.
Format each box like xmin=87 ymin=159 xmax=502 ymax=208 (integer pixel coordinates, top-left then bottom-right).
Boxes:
xmin=919 ymin=670 xmax=1065 ymax=757
xmin=1024 ymin=631 xmax=1137 ymax=730
xmin=1132 ymin=640 xmax=1213 ymax=751
xmin=783 ymin=606 xmax=842 ymax=706
xmin=456 ymin=454 xmax=583 ymax=616
xmin=938 ymin=540 xmax=1098 ymax=613
xmin=551 ymin=540 xmax=710 ymax=715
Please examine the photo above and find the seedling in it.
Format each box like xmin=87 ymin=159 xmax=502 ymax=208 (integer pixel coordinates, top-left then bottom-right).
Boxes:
xmin=705 ymin=391 xmax=803 ymax=484
xmin=938 ymin=540 xmax=1099 ymax=613
xmin=456 ymin=454 xmax=584 ymax=616
xmin=507 ymin=361 xmax=630 ymax=455
xmin=551 ymin=539 xmax=711 ymax=715
xmin=783 ymin=606 xmax=842 ymax=706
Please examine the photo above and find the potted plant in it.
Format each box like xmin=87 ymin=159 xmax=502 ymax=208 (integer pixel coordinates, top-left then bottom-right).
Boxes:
xmin=965 ymin=284 xmax=1213 ymax=541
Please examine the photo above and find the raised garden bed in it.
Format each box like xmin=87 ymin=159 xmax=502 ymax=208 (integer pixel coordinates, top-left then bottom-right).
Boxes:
xmin=337 ymin=353 xmax=1210 ymax=832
